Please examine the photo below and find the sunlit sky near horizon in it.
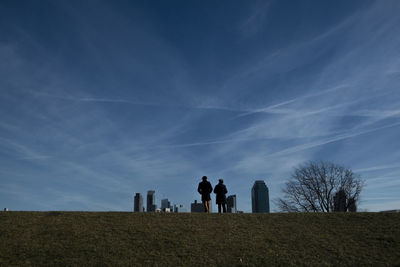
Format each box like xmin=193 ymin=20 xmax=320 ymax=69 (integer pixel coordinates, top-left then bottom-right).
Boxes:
xmin=1 ymin=0 xmax=400 ymax=212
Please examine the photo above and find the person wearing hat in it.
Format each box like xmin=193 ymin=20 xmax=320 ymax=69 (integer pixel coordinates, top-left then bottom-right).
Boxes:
xmin=213 ymin=178 xmax=228 ymax=213
xmin=197 ymin=176 xmax=213 ymax=213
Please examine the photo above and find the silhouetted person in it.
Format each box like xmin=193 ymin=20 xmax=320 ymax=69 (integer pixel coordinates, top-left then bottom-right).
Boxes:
xmin=198 ymin=176 xmax=212 ymax=213
xmin=214 ymin=179 xmax=228 ymax=213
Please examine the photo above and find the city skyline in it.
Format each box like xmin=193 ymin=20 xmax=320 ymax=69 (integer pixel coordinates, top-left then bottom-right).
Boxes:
xmin=1 ymin=1 xmax=400 ymax=212
xmin=135 ymin=182 xmax=252 ymax=213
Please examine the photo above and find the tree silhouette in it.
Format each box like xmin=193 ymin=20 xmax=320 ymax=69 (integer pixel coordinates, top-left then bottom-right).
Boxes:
xmin=277 ymin=161 xmax=364 ymax=212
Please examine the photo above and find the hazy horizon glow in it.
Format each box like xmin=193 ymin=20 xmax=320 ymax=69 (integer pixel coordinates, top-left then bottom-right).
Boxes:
xmin=1 ymin=0 xmax=400 ymax=212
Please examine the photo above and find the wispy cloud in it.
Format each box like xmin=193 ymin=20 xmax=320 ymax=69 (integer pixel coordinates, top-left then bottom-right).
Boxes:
xmin=0 ymin=136 xmax=51 ymax=161
xmin=238 ymin=0 xmax=274 ymax=37
xmin=355 ymin=164 xmax=400 ymax=173
xmin=29 ymin=90 xmax=251 ymax=113
xmin=234 ymin=84 xmax=351 ymax=118
xmin=270 ymin=121 xmax=400 ymax=157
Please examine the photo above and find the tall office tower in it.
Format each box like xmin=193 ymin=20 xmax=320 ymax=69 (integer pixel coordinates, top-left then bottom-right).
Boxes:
xmin=333 ymin=189 xmax=347 ymax=212
xmin=333 ymin=189 xmax=357 ymax=212
xmin=191 ymin=200 xmax=206 ymax=213
xmin=147 ymin=190 xmax=156 ymax=212
xmin=161 ymin=198 xmax=170 ymax=211
xmin=227 ymin=195 xmax=237 ymax=213
xmin=134 ymin=193 xmax=143 ymax=212
xmin=251 ymin=180 xmax=270 ymax=213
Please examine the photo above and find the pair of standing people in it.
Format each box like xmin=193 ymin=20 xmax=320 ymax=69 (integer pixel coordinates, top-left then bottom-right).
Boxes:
xmin=197 ymin=176 xmax=228 ymax=213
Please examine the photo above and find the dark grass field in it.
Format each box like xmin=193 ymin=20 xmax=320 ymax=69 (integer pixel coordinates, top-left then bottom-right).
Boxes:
xmin=0 ymin=212 xmax=399 ymax=266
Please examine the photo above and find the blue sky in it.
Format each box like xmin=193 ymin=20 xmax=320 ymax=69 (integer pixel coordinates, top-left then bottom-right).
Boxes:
xmin=1 ymin=0 xmax=400 ymax=212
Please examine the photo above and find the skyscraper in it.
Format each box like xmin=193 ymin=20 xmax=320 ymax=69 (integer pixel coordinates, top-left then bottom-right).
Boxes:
xmin=191 ymin=200 xmax=206 ymax=213
xmin=333 ymin=189 xmax=347 ymax=212
xmin=147 ymin=190 xmax=156 ymax=212
xmin=251 ymin=180 xmax=270 ymax=213
xmin=161 ymin=198 xmax=170 ymax=211
xmin=134 ymin=193 xmax=143 ymax=212
xmin=227 ymin=195 xmax=237 ymax=213
xmin=334 ymin=189 xmax=357 ymax=212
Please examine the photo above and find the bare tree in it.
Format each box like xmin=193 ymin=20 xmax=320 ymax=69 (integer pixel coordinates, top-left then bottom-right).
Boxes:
xmin=277 ymin=161 xmax=364 ymax=212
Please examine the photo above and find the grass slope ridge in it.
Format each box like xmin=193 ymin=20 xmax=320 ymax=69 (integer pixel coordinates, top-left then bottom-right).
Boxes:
xmin=0 ymin=212 xmax=399 ymax=266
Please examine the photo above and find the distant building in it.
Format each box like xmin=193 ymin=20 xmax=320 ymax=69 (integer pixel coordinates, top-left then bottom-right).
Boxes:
xmin=380 ymin=210 xmax=400 ymax=213
xmin=251 ymin=180 xmax=270 ymax=213
xmin=348 ymin=197 xmax=357 ymax=212
xmin=191 ymin=200 xmax=205 ymax=213
xmin=334 ymin=189 xmax=357 ymax=212
xmin=147 ymin=190 xmax=157 ymax=212
xmin=334 ymin=189 xmax=347 ymax=212
xmin=227 ymin=195 xmax=237 ymax=213
xmin=134 ymin=193 xmax=143 ymax=212
xmin=161 ymin=198 xmax=171 ymax=211
xmin=174 ymin=204 xmax=187 ymax=213
xmin=168 ymin=203 xmax=174 ymax=213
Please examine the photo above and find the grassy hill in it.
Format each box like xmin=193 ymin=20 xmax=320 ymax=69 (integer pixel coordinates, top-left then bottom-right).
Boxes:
xmin=0 ymin=212 xmax=399 ymax=266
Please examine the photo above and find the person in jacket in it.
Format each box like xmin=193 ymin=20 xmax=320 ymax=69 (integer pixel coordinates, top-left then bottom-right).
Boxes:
xmin=214 ymin=178 xmax=228 ymax=213
xmin=197 ymin=176 xmax=213 ymax=213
